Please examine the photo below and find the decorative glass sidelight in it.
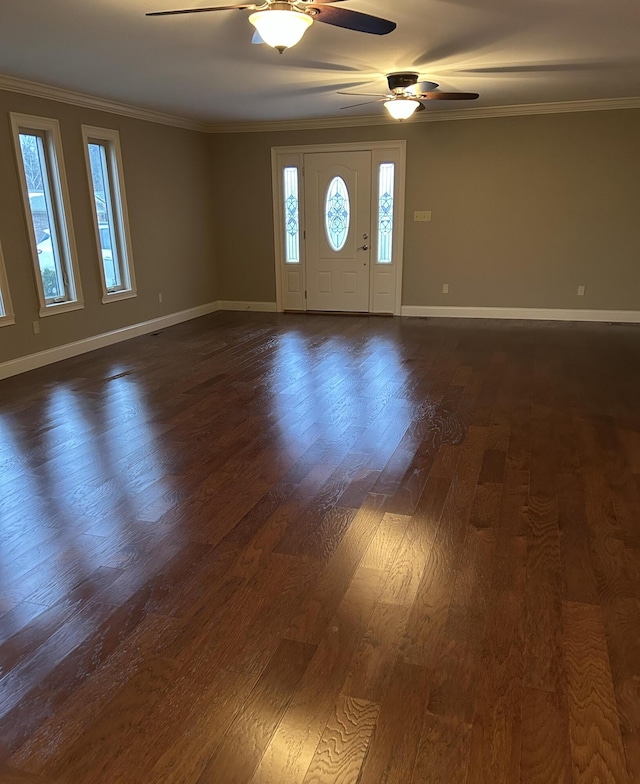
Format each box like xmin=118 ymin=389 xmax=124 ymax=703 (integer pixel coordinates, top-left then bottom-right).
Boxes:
xmin=325 ymin=176 xmax=350 ymax=252
xmin=377 ymin=163 xmax=395 ymax=264
xmin=283 ymin=167 xmax=300 ymax=263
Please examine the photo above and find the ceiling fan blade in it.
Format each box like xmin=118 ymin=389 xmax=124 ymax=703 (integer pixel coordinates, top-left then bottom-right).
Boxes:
xmin=341 ymin=99 xmax=385 ymax=110
xmin=292 ymin=60 xmax=362 ymax=72
xmin=420 ymin=91 xmax=479 ymax=100
xmin=312 ymin=6 xmax=396 ymax=35
xmin=146 ymin=3 xmax=255 ymax=17
xmin=337 ymin=91 xmax=388 ymax=98
xmin=415 ymin=81 xmax=439 ymax=93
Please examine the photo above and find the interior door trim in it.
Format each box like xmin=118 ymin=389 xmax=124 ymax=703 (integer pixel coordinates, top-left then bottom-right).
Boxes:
xmin=271 ymin=140 xmax=407 ymax=316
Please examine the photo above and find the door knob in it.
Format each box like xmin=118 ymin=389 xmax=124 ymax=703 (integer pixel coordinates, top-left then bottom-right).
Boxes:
xmin=358 ymin=244 xmax=369 ymax=251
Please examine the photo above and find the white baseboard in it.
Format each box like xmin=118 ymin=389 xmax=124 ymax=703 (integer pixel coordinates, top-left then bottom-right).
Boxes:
xmin=0 ymin=301 xmax=220 ymax=381
xmin=216 ymin=300 xmax=278 ymax=312
xmin=401 ymin=305 xmax=640 ymax=323
xmin=4 ymin=301 xmax=637 ymax=381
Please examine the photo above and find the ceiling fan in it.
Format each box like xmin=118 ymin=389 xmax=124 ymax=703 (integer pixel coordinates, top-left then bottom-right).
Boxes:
xmin=146 ymin=0 xmax=396 ymax=54
xmin=339 ymin=72 xmax=480 ymax=119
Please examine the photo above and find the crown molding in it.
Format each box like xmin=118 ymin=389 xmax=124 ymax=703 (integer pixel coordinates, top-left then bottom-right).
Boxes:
xmin=206 ymin=96 xmax=640 ymax=133
xmin=0 ymin=74 xmax=210 ymax=133
xmin=1 ymin=73 xmax=638 ymax=135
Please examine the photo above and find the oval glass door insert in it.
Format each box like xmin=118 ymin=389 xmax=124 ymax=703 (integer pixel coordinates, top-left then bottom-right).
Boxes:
xmin=325 ymin=176 xmax=350 ymax=251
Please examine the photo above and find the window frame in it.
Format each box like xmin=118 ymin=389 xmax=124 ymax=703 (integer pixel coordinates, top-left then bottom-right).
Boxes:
xmin=10 ymin=113 xmax=83 ymax=317
xmin=0 ymin=237 xmax=15 ymax=327
xmin=81 ymin=126 xmax=137 ymax=303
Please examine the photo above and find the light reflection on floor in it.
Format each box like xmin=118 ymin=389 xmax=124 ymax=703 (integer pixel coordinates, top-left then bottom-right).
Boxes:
xmin=271 ymin=329 xmax=413 ymax=461
xmin=0 ymin=369 xmax=182 ymax=620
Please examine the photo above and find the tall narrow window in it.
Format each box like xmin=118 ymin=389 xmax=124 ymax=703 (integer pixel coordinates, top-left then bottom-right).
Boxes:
xmin=82 ymin=126 xmax=136 ymax=302
xmin=0 ymin=238 xmax=15 ymax=326
xmin=377 ymin=163 xmax=395 ymax=264
xmin=11 ymin=114 xmax=83 ymax=316
xmin=283 ymin=167 xmax=300 ymax=263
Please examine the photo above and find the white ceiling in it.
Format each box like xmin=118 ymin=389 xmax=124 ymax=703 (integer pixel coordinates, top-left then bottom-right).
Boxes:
xmin=1 ymin=0 xmax=639 ymax=124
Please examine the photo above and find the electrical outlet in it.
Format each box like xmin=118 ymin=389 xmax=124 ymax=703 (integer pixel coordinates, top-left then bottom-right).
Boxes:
xmin=158 ymin=292 xmax=164 ymax=303
xmin=577 ymin=285 xmax=586 ymax=296
xmin=32 ymin=320 xmax=40 ymax=335
xmin=414 ymin=210 xmax=432 ymax=222
xmin=442 ymin=283 xmax=449 ymax=294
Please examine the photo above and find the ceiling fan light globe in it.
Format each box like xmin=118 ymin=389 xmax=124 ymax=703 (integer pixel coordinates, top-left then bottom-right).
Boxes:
xmin=249 ymin=9 xmax=313 ymax=52
xmin=384 ymin=97 xmax=420 ymax=120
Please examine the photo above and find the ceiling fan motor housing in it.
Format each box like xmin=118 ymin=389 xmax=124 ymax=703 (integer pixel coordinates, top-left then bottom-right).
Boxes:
xmin=387 ymin=72 xmax=419 ymax=92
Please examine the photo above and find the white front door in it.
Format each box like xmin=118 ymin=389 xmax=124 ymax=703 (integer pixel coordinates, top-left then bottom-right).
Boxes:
xmin=304 ymin=151 xmax=372 ymax=312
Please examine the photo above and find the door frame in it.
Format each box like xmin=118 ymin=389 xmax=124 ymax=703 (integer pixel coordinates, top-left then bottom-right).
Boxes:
xmin=271 ymin=140 xmax=407 ymax=316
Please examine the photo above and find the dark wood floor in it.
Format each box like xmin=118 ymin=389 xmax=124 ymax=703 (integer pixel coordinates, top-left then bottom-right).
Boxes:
xmin=1 ymin=311 xmax=639 ymax=784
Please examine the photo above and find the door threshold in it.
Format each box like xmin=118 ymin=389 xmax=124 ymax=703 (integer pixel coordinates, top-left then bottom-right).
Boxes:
xmin=304 ymin=310 xmax=393 ymax=316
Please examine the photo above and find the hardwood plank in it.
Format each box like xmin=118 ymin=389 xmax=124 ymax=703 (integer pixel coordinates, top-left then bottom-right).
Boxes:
xmin=359 ymin=512 xmax=411 ymax=571
xmin=224 ymin=553 xmax=323 ymax=676
xmin=563 ymin=600 xmax=629 ymax=784
xmin=358 ymin=661 xmax=430 ymax=784
xmin=8 ymin=612 xmax=182 ymax=774
xmin=249 ymin=566 xmax=386 ymax=784
xmin=378 ymin=515 xmax=434 ymax=607
xmin=48 ymin=653 xmax=181 ymax=783
xmin=301 ymin=695 xmax=379 ymax=783
xmin=582 ymin=467 xmax=635 ymax=606
xmin=427 ymin=526 xmax=496 ymax=724
xmin=285 ymin=498 xmax=385 ymax=645
xmin=478 ymin=448 xmax=506 ymax=485
xmin=147 ymin=668 xmax=258 ymax=784
xmin=557 ymin=471 xmax=599 ymax=604
xmin=411 ymin=713 xmax=472 ymax=784
xmin=600 ymin=597 xmax=640 ymax=738
xmin=469 ymin=482 xmax=502 ymax=529
xmin=196 ymin=638 xmax=316 ymax=784
xmin=0 ymin=764 xmax=65 ymax=783
xmin=523 ymin=493 xmax=565 ymax=694
xmin=230 ymin=464 xmax=335 ymax=579
xmin=498 ymin=468 xmax=530 ymax=537
xmin=341 ymin=602 xmax=409 ymax=703
xmin=623 ymin=731 xmax=640 ymax=782
xmin=0 ymin=599 xmax=155 ymax=754
xmin=520 ymin=688 xmax=572 ymax=784
xmin=467 ymin=549 xmax=527 ymax=783
xmin=400 ymin=425 xmax=488 ymax=667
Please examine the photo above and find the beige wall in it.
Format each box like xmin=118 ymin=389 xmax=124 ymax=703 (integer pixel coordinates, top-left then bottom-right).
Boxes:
xmin=0 ymin=89 xmax=219 ymax=364
xmin=210 ymin=109 xmax=640 ymax=311
xmin=1 ymin=92 xmax=638 ymax=368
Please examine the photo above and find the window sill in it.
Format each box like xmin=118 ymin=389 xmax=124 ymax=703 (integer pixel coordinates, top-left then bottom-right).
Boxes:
xmin=39 ymin=300 xmax=85 ymax=318
xmin=0 ymin=314 xmax=16 ymax=327
xmin=101 ymin=289 xmax=137 ymax=305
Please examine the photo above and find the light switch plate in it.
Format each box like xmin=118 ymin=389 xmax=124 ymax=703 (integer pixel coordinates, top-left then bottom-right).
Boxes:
xmin=414 ymin=210 xmax=432 ymax=222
